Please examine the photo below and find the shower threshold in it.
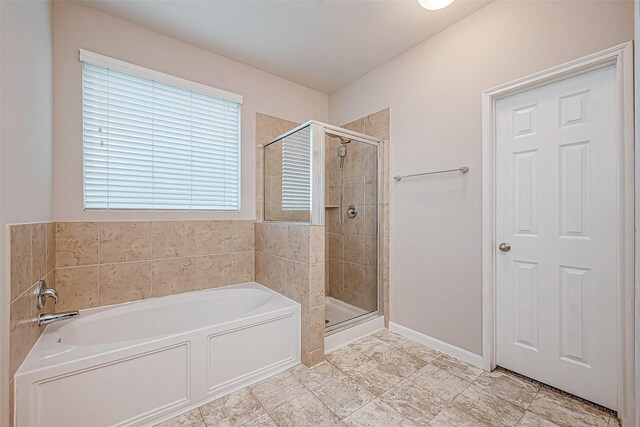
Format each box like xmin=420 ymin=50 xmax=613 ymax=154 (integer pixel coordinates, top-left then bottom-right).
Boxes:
xmin=325 ymin=297 xmax=369 ymax=329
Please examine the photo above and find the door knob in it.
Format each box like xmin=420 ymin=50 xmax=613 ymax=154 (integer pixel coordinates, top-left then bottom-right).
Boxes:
xmin=499 ymin=242 xmax=511 ymax=252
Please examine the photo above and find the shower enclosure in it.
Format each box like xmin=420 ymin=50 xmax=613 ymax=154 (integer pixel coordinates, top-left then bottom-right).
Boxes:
xmin=263 ymin=121 xmax=380 ymax=333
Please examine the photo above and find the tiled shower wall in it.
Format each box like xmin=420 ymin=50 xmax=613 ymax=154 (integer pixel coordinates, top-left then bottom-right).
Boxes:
xmin=254 ymin=223 xmax=325 ymax=367
xmin=325 ymin=136 xmax=378 ymax=312
xmin=7 ymin=222 xmax=56 ymax=426
xmin=340 ymin=109 xmax=390 ymax=325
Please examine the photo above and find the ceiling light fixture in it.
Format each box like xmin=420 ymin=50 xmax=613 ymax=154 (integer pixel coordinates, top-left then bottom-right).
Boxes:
xmin=418 ymin=0 xmax=455 ymax=11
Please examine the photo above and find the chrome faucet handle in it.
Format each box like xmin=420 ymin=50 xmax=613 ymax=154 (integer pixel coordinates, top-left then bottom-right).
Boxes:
xmin=35 ymin=279 xmax=59 ymax=309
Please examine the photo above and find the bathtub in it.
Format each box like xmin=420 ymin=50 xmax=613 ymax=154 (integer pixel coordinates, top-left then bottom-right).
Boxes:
xmin=14 ymin=282 xmax=301 ymax=427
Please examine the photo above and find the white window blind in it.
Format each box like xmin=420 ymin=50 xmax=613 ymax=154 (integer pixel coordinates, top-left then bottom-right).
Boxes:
xmin=281 ymin=126 xmax=311 ymax=211
xmin=81 ymin=52 xmax=242 ymax=211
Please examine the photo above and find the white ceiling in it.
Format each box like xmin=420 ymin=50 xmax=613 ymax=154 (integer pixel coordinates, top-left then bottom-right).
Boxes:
xmin=76 ymin=0 xmax=490 ymax=93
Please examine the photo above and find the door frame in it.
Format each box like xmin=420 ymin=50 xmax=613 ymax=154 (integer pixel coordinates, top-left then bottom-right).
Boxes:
xmin=481 ymin=42 xmax=635 ymax=419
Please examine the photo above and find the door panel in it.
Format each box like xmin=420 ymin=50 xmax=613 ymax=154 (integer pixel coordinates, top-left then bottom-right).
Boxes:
xmin=496 ymin=65 xmax=617 ymax=409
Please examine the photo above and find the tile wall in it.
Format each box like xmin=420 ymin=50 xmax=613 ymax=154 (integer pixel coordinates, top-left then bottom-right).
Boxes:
xmin=7 ymin=222 xmax=56 ymax=426
xmin=54 ymin=220 xmax=255 ymax=311
xmin=255 ymin=223 xmax=325 ymax=367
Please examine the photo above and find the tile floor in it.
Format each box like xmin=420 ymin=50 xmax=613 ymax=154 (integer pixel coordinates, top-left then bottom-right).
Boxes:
xmin=155 ymin=329 xmax=620 ymax=427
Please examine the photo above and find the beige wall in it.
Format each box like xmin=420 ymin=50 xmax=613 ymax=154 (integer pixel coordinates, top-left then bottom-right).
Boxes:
xmin=1 ymin=1 xmax=54 ymax=425
xmin=329 ymin=1 xmax=633 ymax=355
xmin=53 ymin=2 xmax=329 ymax=223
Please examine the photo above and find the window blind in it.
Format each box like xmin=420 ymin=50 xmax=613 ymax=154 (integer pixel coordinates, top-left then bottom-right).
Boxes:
xmin=281 ymin=126 xmax=311 ymax=211
xmin=82 ymin=58 xmax=241 ymax=211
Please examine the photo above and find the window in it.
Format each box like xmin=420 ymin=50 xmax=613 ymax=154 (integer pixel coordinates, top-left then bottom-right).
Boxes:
xmin=281 ymin=126 xmax=311 ymax=211
xmin=81 ymin=50 xmax=242 ymax=210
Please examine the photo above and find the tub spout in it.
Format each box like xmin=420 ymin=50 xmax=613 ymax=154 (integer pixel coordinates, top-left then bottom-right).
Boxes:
xmin=38 ymin=311 xmax=79 ymax=326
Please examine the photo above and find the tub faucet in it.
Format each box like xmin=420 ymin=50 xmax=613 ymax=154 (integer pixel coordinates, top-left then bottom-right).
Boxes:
xmin=34 ymin=279 xmax=80 ymax=326
xmin=35 ymin=279 xmax=58 ymax=309
xmin=38 ymin=311 xmax=79 ymax=326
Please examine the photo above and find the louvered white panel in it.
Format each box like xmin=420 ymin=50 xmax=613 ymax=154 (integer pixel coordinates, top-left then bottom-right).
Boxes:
xmin=82 ymin=60 xmax=241 ymax=211
xmin=281 ymin=126 xmax=311 ymax=211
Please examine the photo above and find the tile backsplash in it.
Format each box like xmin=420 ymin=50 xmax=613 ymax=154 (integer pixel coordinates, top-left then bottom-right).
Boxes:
xmin=54 ymin=220 xmax=255 ymax=311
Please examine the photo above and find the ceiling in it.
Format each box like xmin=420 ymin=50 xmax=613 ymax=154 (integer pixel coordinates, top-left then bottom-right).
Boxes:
xmin=76 ymin=0 xmax=490 ymax=93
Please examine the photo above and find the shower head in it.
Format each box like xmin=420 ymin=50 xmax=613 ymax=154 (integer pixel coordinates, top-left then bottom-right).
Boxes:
xmin=326 ymin=132 xmax=351 ymax=144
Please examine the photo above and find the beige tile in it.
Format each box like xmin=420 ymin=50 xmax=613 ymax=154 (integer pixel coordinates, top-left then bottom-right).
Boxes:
xmin=286 ymin=260 xmax=309 ymax=304
xmin=328 ymin=260 xmax=344 ymax=286
xmin=302 ymin=305 xmax=325 ymax=353
xmin=372 ymin=329 xmax=408 ymax=347
xmin=528 ymin=388 xmax=609 ymax=427
xmin=152 ymin=221 xmax=195 ymax=258
xmin=287 ymin=225 xmax=310 ymax=263
xmin=242 ymin=414 xmax=277 ymax=427
xmin=363 ymin=207 xmax=377 ymax=238
xmin=55 ymin=266 xmax=99 ymax=311
xmin=450 ymin=384 xmax=525 ymax=427
xmin=99 ymin=262 xmax=152 ymax=305
xmin=268 ymin=390 xmax=343 ymax=427
xmin=347 ymin=360 xmax=404 ymax=396
xmin=46 ymin=222 xmax=56 ymax=273
xmin=310 ymin=226 xmax=324 ymax=264
xmin=344 ymin=262 xmax=366 ymax=294
xmin=256 ymin=113 xmax=285 ymax=145
xmin=343 ymin=207 xmax=364 ymax=236
xmin=8 ymin=379 xmax=14 ymax=427
xmin=199 ymin=387 xmax=266 ymax=427
xmin=195 ymin=253 xmax=232 ymax=290
xmin=327 ymin=233 xmax=344 ymax=261
xmin=343 ymin=234 xmax=365 ymax=264
xmin=344 ymin=181 xmax=365 ymax=206
xmin=349 ymin=335 xmax=394 ymax=358
xmin=326 ymin=346 xmax=370 ymax=373
xmin=518 ymin=411 xmax=561 ymax=426
xmin=432 ymin=354 xmax=484 ymax=382
xmin=153 ymin=257 xmax=196 ymax=297
xmin=10 ymin=224 xmax=32 ymax=301
xmin=233 ymin=221 xmax=255 ymax=252
xmin=312 ymin=374 xmax=376 ymax=419
xmin=250 ymin=371 xmax=306 ymax=410
xmin=342 ymin=118 xmax=365 ymax=134
xmin=99 ymin=222 xmax=151 ymax=263
xmin=9 ymin=288 xmax=36 ymax=377
xmin=372 ymin=347 xmax=427 ymax=378
xmin=474 ymin=370 xmax=539 ymax=409
xmin=363 ymin=109 xmax=390 ymax=142
xmin=56 ymin=222 xmax=98 ymax=267
xmin=607 ymin=417 xmax=621 ymax=427
xmin=428 ymin=405 xmax=490 ymax=427
xmin=410 ymin=364 xmax=471 ymax=403
xmin=289 ymin=361 xmax=344 ymax=390
xmin=154 ymin=408 xmax=205 ymax=427
xmin=380 ymin=380 xmax=447 ymax=426
xmin=343 ymin=398 xmax=418 ymax=427
xmin=195 ymin=220 xmax=234 ymax=255
xmin=31 ymin=223 xmax=47 ymax=282
xmin=302 ymin=348 xmax=326 ymax=367
xmin=232 ymin=252 xmax=254 ymax=283
xmin=309 ymin=263 xmax=325 ymax=307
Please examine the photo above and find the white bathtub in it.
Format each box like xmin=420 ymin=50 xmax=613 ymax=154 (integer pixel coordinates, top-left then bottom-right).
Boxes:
xmin=14 ymin=282 xmax=300 ymax=427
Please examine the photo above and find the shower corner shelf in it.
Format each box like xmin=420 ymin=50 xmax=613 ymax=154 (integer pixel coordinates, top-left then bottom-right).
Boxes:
xmin=325 ymin=205 xmax=339 ymax=208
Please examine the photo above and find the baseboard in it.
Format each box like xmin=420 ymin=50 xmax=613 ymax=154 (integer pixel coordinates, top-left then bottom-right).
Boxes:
xmin=389 ymin=322 xmax=484 ymax=369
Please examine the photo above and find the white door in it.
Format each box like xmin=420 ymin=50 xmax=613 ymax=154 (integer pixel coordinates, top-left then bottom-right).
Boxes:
xmin=495 ymin=65 xmax=618 ymax=409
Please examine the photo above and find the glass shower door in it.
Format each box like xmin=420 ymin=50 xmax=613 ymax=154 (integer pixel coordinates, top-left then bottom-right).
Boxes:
xmin=325 ymin=135 xmax=378 ymax=331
